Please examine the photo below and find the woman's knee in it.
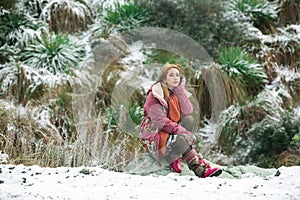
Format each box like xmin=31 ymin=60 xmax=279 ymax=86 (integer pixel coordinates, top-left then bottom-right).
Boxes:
xmin=181 ymin=115 xmax=194 ymax=131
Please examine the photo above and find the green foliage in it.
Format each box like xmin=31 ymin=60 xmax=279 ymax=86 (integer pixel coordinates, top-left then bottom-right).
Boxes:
xmin=138 ymin=0 xmax=245 ymax=57
xmin=128 ymin=104 xmax=144 ymax=125
xmin=22 ymin=33 xmax=85 ymax=74
xmin=291 ymin=134 xmax=300 ymax=150
xmin=104 ymin=1 xmax=150 ymax=29
xmin=217 ymin=94 xmax=298 ymax=167
xmin=92 ymin=0 xmax=150 ymax=37
xmin=217 ymin=46 xmax=267 ymax=94
xmin=0 ymin=9 xmax=46 ymax=64
xmin=228 ymin=0 xmax=277 ymax=34
xmin=0 ymin=9 xmax=46 ymax=55
xmin=244 ymin=111 xmax=300 ymax=167
xmin=104 ymin=103 xmax=143 ymax=132
xmin=144 ymin=50 xmax=190 ymax=71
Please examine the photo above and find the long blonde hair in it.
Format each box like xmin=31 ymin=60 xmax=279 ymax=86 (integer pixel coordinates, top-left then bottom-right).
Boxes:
xmin=155 ymin=63 xmax=183 ymax=100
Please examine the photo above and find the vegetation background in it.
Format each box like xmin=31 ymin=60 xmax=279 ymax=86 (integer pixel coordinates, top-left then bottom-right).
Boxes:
xmin=0 ymin=0 xmax=299 ymax=171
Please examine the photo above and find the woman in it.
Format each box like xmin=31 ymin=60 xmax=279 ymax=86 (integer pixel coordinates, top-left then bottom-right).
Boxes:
xmin=139 ymin=63 xmax=222 ymax=178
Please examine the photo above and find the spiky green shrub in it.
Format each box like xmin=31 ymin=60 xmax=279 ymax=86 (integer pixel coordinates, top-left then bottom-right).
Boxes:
xmin=104 ymin=1 xmax=150 ymax=30
xmin=228 ymin=0 xmax=277 ymax=34
xmin=22 ymin=33 xmax=85 ymax=75
xmin=91 ymin=0 xmax=150 ymax=37
xmin=217 ymin=46 xmax=267 ymax=95
xmin=0 ymin=10 xmax=46 ymax=62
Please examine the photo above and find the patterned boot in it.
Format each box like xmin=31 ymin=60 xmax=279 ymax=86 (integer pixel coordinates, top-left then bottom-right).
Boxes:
xmin=182 ymin=149 xmax=206 ymax=177
xmin=170 ymin=157 xmax=182 ymax=173
xmin=198 ymin=157 xmax=222 ymax=178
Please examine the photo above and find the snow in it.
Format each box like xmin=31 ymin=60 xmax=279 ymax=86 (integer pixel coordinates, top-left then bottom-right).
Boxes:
xmin=0 ymin=163 xmax=299 ymax=200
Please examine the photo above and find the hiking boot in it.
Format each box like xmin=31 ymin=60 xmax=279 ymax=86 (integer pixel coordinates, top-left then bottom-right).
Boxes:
xmin=201 ymin=167 xmax=222 ymax=178
xmin=199 ymin=157 xmax=222 ymax=178
xmin=183 ymin=149 xmax=222 ymax=178
xmin=183 ymin=149 xmax=206 ymax=177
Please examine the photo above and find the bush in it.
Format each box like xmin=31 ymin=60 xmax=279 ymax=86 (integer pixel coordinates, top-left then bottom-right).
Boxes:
xmin=91 ymin=0 xmax=151 ymax=38
xmin=22 ymin=33 xmax=86 ymax=75
xmin=41 ymin=0 xmax=93 ymax=34
xmin=244 ymin=111 xmax=299 ymax=167
xmin=227 ymin=0 xmax=277 ymax=34
xmin=217 ymin=87 xmax=293 ymax=165
xmin=217 ymin=46 xmax=268 ymax=95
xmin=0 ymin=9 xmax=46 ymax=60
xmin=138 ymin=0 xmax=245 ymax=57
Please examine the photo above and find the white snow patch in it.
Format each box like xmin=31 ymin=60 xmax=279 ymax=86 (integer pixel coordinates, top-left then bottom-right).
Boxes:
xmin=0 ymin=164 xmax=299 ymax=200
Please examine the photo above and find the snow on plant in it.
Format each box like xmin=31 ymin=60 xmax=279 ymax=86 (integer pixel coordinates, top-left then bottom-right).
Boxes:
xmin=0 ymin=99 xmax=63 ymax=162
xmin=225 ymin=0 xmax=278 ymax=35
xmin=270 ymin=65 xmax=300 ymax=97
xmin=41 ymin=0 xmax=92 ymax=20
xmin=0 ymin=59 xmax=89 ymax=105
xmin=0 ymin=9 xmax=47 ymax=49
xmin=22 ymin=33 xmax=86 ymax=75
xmin=0 ymin=152 xmax=9 ymax=164
xmin=215 ymin=85 xmax=298 ymax=166
xmin=0 ymin=62 xmax=19 ymax=96
xmin=217 ymin=46 xmax=268 ymax=89
xmin=90 ymin=0 xmax=150 ymax=37
xmin=227 ymin=0 xmax=278 ymax=22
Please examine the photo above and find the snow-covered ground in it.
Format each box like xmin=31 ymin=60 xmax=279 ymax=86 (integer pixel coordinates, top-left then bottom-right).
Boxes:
xmin=0 ymin=164 xmax=299 ymax=200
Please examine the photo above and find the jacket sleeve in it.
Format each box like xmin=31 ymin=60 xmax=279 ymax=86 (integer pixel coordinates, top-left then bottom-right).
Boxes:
xmin=172 ymin=85 xmax=193 ymax=116
xmin=144 ymin=91 xmax=189 ymax=135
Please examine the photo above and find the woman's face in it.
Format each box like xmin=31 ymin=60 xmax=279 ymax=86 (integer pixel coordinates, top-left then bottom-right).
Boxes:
xmin=164 ymin=68 xmax=180 ymax=90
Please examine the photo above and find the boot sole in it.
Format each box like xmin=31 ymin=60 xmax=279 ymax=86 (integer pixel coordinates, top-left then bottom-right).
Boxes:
xmin=209 ymin=169 xmax=222 ymax=177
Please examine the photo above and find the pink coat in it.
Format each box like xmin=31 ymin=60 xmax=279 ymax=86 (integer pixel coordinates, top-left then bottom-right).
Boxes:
xmin=139 ymin=82 xmax=195 ymax=161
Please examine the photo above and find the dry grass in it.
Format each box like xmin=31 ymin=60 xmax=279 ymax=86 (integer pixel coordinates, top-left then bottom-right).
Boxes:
xmin=275 ymin=150 xmax=300 ymax=167
xmin=45 ymin=0 xmax=93 ymax=34
xmin=279 ymin=0 xmax=300 ymax=26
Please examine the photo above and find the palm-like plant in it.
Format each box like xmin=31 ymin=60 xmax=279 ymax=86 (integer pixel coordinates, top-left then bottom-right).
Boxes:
xmin=217 ymin=46 xmax=267 ymax=95
xmin=0 ymin=10 xmax=46 ymax=55
xmin=22 ymin=33 xmax=86 ymax=75
xmin=91 ymin=0 xmax=150 ymax=37
xmin=228 ymin=0 xmax=278 ymax=34
xmin=104 ymin=1 xmax=150 ymax=29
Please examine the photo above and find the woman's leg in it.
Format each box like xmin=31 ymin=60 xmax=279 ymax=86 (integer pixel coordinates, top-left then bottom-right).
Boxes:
xmin=167 ymin=135 xmax=191 ymax=162
xmin=167 ymin=115 xmax=222 ymax=177
xmin=181 ymin=115 xmax=194 ymax=132
xmin=166 ymin=115 xmax=195 ymax=172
